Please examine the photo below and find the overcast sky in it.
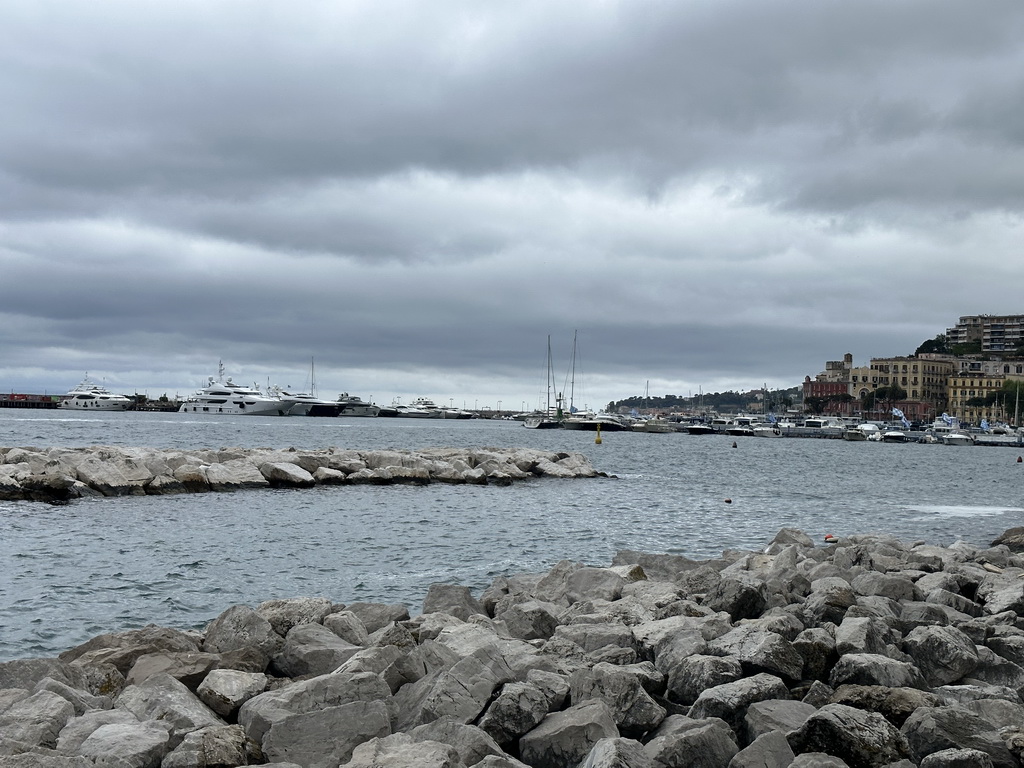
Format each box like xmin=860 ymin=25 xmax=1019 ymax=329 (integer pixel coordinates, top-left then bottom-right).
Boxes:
xmin=3 ymin=0 xmax=1023 ymax=412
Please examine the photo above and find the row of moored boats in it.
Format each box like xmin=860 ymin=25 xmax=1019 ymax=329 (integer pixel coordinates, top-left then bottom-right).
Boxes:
xmin=58 ymin=372 xmax=472 ymax=419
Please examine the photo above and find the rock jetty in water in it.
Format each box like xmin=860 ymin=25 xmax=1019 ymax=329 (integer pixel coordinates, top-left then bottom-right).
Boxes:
xmin=4 ymin=529 xmax=1024 ymax=766
xmin=0 ymin=446 xmax=604 ymax=503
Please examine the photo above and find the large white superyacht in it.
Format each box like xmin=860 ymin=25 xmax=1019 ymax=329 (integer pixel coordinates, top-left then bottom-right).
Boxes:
xmin=178 ymin=364 xmax=298 ymax=416
xmin=60 ymin=375 xmax=133 ymax=410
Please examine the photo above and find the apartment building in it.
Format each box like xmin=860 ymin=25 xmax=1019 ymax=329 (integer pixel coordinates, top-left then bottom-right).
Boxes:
xmin=948 ymin=372 xmax=1007 ymax=424
xmin=947 ymin=314 xmax=1024 ymax=353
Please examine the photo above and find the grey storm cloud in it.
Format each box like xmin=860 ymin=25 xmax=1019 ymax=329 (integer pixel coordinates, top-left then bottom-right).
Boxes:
xmin=2 ymin=0 xmax=1023 ymax=408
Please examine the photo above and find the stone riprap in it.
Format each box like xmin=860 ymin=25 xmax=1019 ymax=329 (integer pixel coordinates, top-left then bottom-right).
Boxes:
xmin=0 ymin=445 xmax=604 ymax=502
xmin=3 ymin=529 xmax=1024 ymax=766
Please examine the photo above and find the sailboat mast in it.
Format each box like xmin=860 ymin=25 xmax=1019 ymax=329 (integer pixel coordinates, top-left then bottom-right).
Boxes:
xmin=568 ymin=330 xmax=577 ymax=414
xmin=546 ymin=335 xmax=552 ymax=416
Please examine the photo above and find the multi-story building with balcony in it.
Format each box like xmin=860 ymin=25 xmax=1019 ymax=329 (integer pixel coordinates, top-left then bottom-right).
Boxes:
xmin=805 ymin=353 xmax=954 ymax=420
xmin=948 ymin=372 xmax=1007 ymax=425
xmin=947 ymin=315 xmax=1024 ymax=353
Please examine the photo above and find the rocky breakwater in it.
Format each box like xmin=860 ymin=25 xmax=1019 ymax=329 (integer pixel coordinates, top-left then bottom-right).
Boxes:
xmin=5 ymin=528 xmax=1024 ymax=767
xmin=0 ymin=445 xmax=604 ymax=502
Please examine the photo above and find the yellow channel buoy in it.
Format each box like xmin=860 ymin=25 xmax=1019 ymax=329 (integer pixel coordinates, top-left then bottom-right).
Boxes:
xmin=595 ymin=424 xmax=602 ymax=444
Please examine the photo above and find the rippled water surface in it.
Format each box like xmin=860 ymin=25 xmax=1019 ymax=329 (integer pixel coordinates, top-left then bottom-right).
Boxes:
xmin=2 ymin=409 xmax=1023 ymax=660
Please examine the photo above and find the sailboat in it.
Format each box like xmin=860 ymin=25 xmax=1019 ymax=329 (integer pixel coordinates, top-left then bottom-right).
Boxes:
xmin=524 ymin=336 xmax=564 ymax=429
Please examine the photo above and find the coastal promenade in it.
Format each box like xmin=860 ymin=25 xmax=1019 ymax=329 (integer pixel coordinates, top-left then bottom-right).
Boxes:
xmin=2 ymin=526 xmax=1024 ymax=766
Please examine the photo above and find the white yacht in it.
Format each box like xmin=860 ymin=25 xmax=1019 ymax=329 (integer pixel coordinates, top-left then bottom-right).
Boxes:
xmin=61 ymin=375 xmax=133 ymax=411
xmin=179 ymin=366 xmax=298 ymax=416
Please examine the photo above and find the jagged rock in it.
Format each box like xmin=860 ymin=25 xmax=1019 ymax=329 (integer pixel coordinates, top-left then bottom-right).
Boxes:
xmin=196 ymin=669 xmax=267 ymax=719
xmin=793 ymin=627 xmax=838 ymax=681
xmin=478 ymin=671 xmax=570 ymax=746
xmin=968 ymin=646 xmax=1024 ymax=690
xmin=272 ymin=623 xmax=363 ymax=678
xmin=125 ymin=651 xmax=220 ymax=691
xmin=827 ymin=653 xmax=926 ymax=690
xmin=919 ymin=748 xmax=995 ymax=768
xmin=664 ymin=653 xmax=744 ymax=706
xmin=323 ymin=610 xmax=371 ymax=646
xmin=54 ymin=707 xmax=141 ymax=754
xmin=743 ymin=698 xmax=817 ymax=745
xmin=706 ymin=626 xmax=804 ymax=682
xmin=901 ymin=625 xmax=979 ymax=687
xmin=553 ymin=623 xmax=637 ymax=657
xmin=730 ymin=730 xmax=797 ymax=768
xmin=260 ymin=461 xmax=317 ymax=487
xmin=237 ymin=671 xmax=396 ymax=745
xmin=991 ymin=528 xmax=1024 ymax=553
xmin=345 ymin=602 xmax=411 ymax=634
xmin=74 ymin=455 xmax=152 ymax=496
xmin=702 ymin=574 xmax=768 ymax=621
xmin=340 ymin=733 xmax=461 ymax=767
xmin=851 ymin=572 xmax=921 ymax=602
xmin=834 ymin=616 xmax=894 ymax=657
xmin=262 ymin=699 xmax=393 ymax=768
xmin=901 ymin=704 xmax=1019 ymax=768
xmin=519 ymin=699 xmax=619 ymax=768
xmin=408 ymin=720 xmax=506 ymax=765
xmin=399 ymin=645 xmax=517 ymax=729
xmin=612 ymin=550 xmax=701 ymax=582
xmin=74 ymin=720 xmax=174 ymax=766
xmin=1 ymin=658 xmax=87 ymax=691
xmin=578 ymin=736 xmax=655 ymax=768
xmin=202 ymin=605 xmax=285 ymax=658
xmin=257 ymin=597 xmax=335 ymax=636
xmin=33 ymin=676 xmax=112 ymax=716
xmin=642 ymin=715 xmax=739 ymax=767
xmin=0 ymin=690 xmax=75 ymax=748
xmin=687 ymin=673 xmax=791 ymax=735
xmin=787 ymin=703 xmax=911 ymax=767
xmin=790 ymin=754 xmax=855 ymax=767
xmin=803 ymin=578 xmax=858 ymax=625
xmin=115 ymin=673 xmax=223 ymax=743
xmin=422 ymin=584 xmax=487 ymax=620
xmin=161 ymin=723 xmax=248 ymax=768
xmin=498 ymin=600 xmax=562 ymax=642
xmin=565 ymin=568 xmax=627 ymax=605
xmin=569 ymin=662 xmax=666 ymax=737
xmin=829 ymin=684 xmax=941 ymax=728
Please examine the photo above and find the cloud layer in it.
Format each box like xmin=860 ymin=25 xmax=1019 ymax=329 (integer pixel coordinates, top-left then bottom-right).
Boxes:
xmin=3 ymin=0 xmax=1023 ymax=409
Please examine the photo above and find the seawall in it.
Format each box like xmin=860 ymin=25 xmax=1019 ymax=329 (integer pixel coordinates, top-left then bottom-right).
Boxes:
xmin=2 ymin=527 xmax=1024 ymax=765
xmin=0 ymin=445 xmax=605 ymax=503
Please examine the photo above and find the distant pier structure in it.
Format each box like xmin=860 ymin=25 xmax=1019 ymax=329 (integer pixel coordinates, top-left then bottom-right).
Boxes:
xmin=0 ymin=393 xmax=63 ymax=409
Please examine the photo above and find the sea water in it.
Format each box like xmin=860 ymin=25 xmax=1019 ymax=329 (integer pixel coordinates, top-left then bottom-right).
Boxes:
xmin=2 ymin=409 xmax=1023 ymax=661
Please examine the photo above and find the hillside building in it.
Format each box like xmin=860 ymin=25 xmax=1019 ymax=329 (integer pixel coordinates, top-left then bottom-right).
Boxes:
xmin=947 ymin=314 xmax=1024 ymax=353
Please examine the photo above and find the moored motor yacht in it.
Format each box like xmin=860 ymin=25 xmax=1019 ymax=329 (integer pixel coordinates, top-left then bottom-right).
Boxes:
xmin=561 ymin=412 xmax=631 ymax=431
xmin=685 ymin=422 xmax=716 ymax=435
xmin=336 ymin=393 xmax=380 ymax=417
xmin=843 ymin=423 xmax=881 ymax=441
xmin=267 ymin=386 xmax=341 ymax=417
xmin=61 ymin=375 xmax=133 ymax=410
xmin=942 ymin=431 xmax=975 ymax=446
xmin=179 ymin=365 xmax=298 ymax=416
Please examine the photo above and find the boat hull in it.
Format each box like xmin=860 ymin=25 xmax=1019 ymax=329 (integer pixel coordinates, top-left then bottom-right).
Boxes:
xmin=61 ymin=399 xmax=131 ymax=411
xmin=561 ymin=419 xmax=630 ymax=432
xmin=524 ymin=418 xmax=562 ymax=429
